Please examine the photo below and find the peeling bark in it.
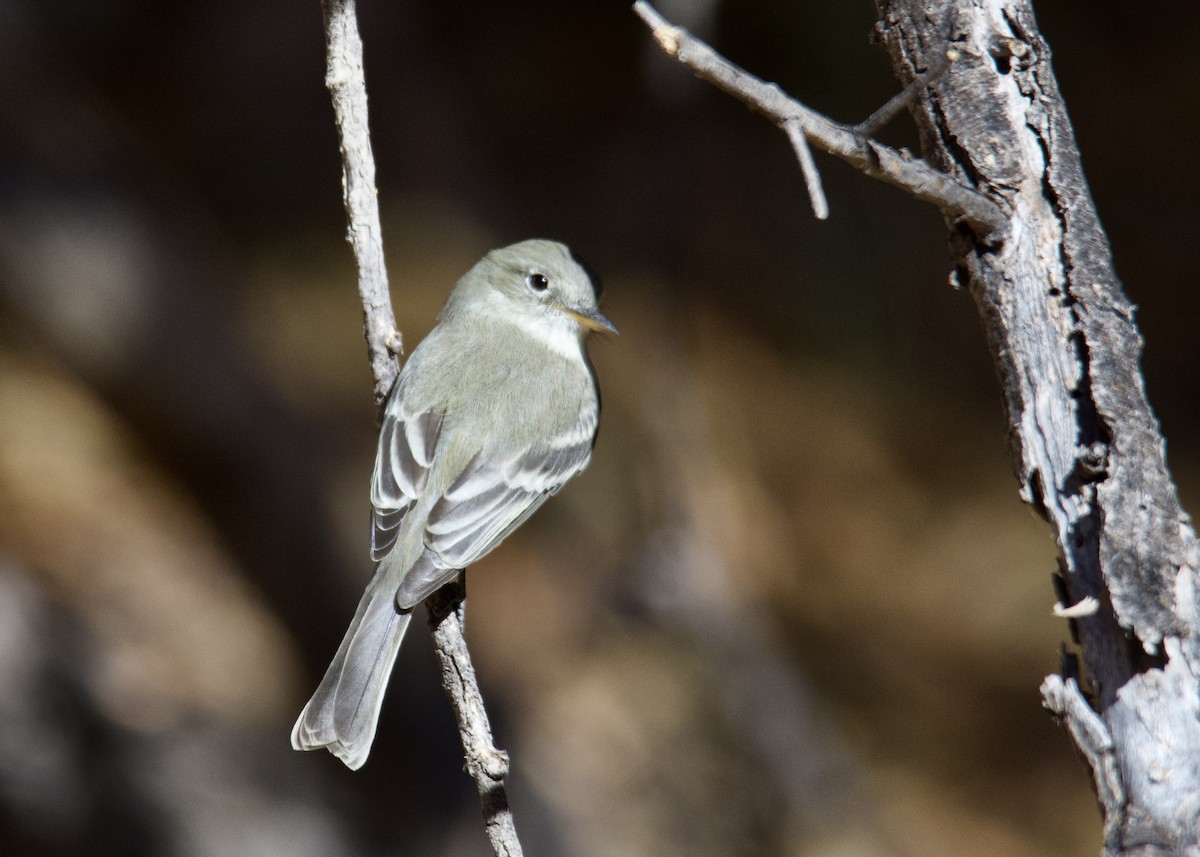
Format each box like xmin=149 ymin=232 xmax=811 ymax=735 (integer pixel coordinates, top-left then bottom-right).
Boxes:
xmin=876 ymin=2 xmax=1200 ymax=852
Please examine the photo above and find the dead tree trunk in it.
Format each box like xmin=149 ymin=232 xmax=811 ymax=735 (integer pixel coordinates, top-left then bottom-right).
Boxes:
xmin=875 ymin=2 xmax=1200 ymax=853
xmin=635 ymin=0 xmax=1198 ymax=847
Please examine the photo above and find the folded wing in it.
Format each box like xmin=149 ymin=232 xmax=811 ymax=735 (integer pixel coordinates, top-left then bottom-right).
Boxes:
xmin=393 ymin=407 xmax=597 ymax=608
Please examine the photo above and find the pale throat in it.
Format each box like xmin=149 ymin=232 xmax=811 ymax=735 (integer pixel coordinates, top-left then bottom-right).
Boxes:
xmin=517 ymin=309 xmax=586 ymax=360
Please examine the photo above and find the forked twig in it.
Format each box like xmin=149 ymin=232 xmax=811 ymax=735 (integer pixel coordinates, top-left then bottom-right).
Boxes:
xmin=633 ymin=1 xmax=1007 ymax=242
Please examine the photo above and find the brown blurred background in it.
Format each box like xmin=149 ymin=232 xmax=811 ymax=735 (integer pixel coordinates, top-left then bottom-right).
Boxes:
xmin=1 ymin=1 xmax=1196 ymax=855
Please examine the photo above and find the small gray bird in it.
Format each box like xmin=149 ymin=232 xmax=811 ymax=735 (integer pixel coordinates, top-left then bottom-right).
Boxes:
xmin=291 ymin=239 xmax=615 ymax=769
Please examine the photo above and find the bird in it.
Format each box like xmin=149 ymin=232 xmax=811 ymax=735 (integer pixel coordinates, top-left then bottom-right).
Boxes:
xmin=291 ymin=239 xmax=616 ymax=769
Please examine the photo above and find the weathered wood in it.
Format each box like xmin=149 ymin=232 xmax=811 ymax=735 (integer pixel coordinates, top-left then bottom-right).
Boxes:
xmin=875 ymin=2 xmax=1200 ymax=852
xmin=321 ymin=0 xmax=401 ymax=410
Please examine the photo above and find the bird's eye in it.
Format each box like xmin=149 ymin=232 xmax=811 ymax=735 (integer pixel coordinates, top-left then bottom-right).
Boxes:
xmin=526 ymin=273 xmax=549 ymax=292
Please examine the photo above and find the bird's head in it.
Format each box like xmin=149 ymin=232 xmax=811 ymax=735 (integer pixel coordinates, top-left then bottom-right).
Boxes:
xmin=444 ymin=239 xmax=618 ymax=346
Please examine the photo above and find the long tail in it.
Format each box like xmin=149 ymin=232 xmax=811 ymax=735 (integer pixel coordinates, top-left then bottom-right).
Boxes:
xmin=290 ymin=571 xmax=412 ymax=770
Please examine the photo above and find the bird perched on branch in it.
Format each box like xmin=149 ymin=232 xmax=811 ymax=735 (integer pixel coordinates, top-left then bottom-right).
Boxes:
xmin=291 ymin=239 xmax=616 ymax=769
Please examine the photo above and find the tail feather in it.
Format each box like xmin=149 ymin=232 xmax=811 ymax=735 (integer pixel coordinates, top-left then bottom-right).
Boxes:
xmin=291 ymin=576 xmax=412 ymax=770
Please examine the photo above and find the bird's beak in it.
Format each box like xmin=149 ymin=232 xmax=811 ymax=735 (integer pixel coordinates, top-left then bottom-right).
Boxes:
xmin=564 ymin=306 xmax=619 ymax=335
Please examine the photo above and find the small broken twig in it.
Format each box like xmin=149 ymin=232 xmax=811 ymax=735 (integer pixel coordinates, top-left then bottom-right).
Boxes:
xmin=783 ymin=119 xmax=829 ymax=220
xmin=633 ymin=1 xmax=1007 ymax=242
xmin=1040 ymin=674 xmax=1124 ymax=844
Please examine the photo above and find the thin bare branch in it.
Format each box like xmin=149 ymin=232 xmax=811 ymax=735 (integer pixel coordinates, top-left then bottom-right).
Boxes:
xmin=427 ymin=581 xmax=524 ymax=857
xmin=319 ymin=4 xmax=524 ymax=854
xmin=321 ymin=0 xmax=401 ymax=409
xmin=633 ymin=1 xmax=1008 ymax=242
xmin=853 ymin=48 xmax=957 ymax=138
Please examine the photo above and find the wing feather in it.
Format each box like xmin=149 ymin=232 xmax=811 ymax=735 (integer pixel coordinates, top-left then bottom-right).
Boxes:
xmin=370 ymin=407 xmax=445 ymax=561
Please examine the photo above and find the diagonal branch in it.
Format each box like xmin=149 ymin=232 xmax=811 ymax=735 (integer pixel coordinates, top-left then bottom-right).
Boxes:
xmin=852 ymin=48 xmax=956 ymax=138
xmin=319 ymin=3 xmax=523 ymax=854
xmin=633 ymin=0 xmax=1008 ymax=243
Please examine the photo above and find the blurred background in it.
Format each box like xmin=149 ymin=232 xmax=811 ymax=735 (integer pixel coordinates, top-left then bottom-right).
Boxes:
xmin=1 ymin=1 xmax=1196 ymax=855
